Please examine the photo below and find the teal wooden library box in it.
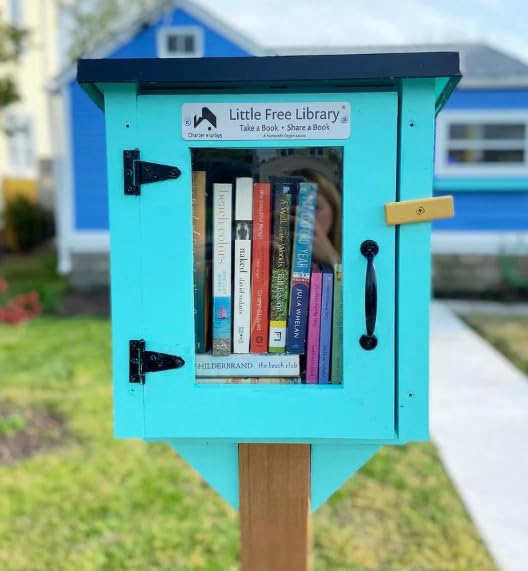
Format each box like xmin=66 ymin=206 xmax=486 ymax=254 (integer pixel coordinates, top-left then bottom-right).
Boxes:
xmin=78 ymin=53 xmax=460 ymax=508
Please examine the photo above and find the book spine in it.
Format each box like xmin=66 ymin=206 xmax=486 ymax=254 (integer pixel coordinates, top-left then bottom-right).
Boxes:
xmin=204 ymin=260 xmax=212 ymax=352
xmin=305 ymin=269 xmax=323 ymax=383
xmin=250 ymin=183 xmax=272 ymax=353
xmin=196 ymin=353 xmax=300 ymax=377
xmin=192 ymin=171 xmax=207 ymax=353
xmin=330 ymin=263 xmax=343 ymax=384
xmin=212 ymin=183 xmax=233 ymax=355
xmin=268 ymin=184 xmax=293 ymax=353
xmin=233 ymin=178 xmax=253 ymax=354
xmin=197 ymin=378 xmax=302 ymax=384
xmin=318 ymin=268 xmax=334 ymax=383
xmin=286 ymin=182 xmax=317 ymax=354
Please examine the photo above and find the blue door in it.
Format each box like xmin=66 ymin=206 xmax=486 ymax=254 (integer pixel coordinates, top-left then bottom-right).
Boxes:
xmin=135 ymin=91 xmax=398 ymax=442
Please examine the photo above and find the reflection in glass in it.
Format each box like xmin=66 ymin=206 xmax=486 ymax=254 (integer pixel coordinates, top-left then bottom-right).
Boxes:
xmin=191 ymin=147 xmax=343 ymax=385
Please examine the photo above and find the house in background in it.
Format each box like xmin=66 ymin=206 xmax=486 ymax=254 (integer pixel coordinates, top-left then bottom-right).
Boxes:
xmin=282 ymin=43 xmax=528 ymax=294
xmin=51 ymin=0 xmax=266 ymax=284
xmin=432 ymin=45 xmax=528 ymax=294
xmin=51 ymin=0 xmax=528 ymax=293
xmin=0 ymin=0 xmax=63 ymax=226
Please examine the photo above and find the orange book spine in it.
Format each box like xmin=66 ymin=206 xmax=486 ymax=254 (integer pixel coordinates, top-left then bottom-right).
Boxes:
xmin=250 ymin=183 xmax=271 ymax=353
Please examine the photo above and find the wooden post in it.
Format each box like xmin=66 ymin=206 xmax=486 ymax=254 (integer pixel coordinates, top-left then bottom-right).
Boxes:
xmin=239 ymin=444 xmax=311 ymax=571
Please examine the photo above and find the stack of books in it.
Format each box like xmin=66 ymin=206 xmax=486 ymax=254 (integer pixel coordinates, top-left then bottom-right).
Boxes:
xmin=192 ymin=171 xmax=342 ymax=384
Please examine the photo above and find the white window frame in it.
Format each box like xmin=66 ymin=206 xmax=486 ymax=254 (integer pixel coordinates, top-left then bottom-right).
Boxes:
xmin=156 ymin=26 xmax=204 ymax=58
xmin=4 ymin=112 xmax=37 ymax=178
xmin=435 ymin=110 xmax=528 ymax=177
xmin=8 ymin=0 xmax=24 ymax=25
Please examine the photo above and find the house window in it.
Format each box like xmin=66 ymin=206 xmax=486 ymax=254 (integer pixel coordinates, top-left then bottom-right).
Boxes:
xmin=4 ymin=113 xmax=36 ymax=177
xmin=9 ymin=0 xmax=24 ymax=25
xmin=157 ymin=27 xmax=204 ymax=58
xmin=436 ymin=112 xmax=528 ymax=176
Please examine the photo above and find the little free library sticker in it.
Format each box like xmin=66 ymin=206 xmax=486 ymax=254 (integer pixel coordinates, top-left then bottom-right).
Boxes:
xmin=182 ymin=102 xmax=351 ymax=141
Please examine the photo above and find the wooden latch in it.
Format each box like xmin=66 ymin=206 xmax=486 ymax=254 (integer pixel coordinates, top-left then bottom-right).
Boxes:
xmin=384 ymin=196 xmax=454 ymax=225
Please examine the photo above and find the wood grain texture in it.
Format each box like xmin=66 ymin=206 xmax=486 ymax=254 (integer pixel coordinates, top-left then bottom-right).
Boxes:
xmin=239 ymin=444 xmax=311 ymax=571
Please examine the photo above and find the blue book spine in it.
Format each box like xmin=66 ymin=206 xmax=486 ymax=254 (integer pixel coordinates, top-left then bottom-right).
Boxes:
xmin=318 ymin=267 xmax=334 ymax=383
xmin=286 ymin=182 xmax=317 ymax=354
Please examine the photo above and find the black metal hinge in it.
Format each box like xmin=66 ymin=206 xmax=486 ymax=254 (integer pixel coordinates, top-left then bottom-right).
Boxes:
xmin=123 ymin=149 xmax=181 ymax=195
xmin=129 ymin=339 xmax=185 ymax=384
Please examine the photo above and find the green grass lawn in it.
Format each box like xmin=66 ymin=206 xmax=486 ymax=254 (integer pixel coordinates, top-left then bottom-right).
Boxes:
xmin=0 ymin=254 xmax=497 ymax=570
xmin=465 ymin=314 xmax=528 ymax=376
xmin=0 ymin=317 xmax=496 ymax=571
xmin=0 ymin=249 xmax=68 ymax=313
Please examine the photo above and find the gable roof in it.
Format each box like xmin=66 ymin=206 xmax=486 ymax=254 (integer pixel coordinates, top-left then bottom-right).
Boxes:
xmin=54 ymin=0 xmax=528 ymax=91
xmin=53 ymin=0 xmax=272 ymax=89
xmin=275 ymin=43 xmax=528 ymax=87
xmin=79 ymin=52 xmax=460 ymax=116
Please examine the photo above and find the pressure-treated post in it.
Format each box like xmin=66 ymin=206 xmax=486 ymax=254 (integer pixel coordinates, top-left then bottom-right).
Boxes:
xmin=239 ymin=444 xmax=311 ymax=571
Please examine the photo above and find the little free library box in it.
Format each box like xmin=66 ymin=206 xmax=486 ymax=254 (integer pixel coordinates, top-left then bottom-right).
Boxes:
xmin=78 ymin=52 xmax=460 ymax=510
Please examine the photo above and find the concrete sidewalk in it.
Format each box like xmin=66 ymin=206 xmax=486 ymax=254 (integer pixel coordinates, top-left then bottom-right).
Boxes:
xmin=430 ymin=302 xmax=528 ymax=571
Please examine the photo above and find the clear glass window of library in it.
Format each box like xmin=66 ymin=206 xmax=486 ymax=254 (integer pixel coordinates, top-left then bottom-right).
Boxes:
xmin=191 ymin=147 xmax=344 ymax=385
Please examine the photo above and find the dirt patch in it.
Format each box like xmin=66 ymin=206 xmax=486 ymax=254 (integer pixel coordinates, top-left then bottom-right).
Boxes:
xmin=0 ymin=404 xmax=68 ymax=465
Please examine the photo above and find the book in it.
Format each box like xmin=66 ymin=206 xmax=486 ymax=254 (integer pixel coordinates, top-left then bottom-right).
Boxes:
xmin=268 ymin=182 xmax=294 ymax=353
xmin=305 ymin=268 xmax=323 ymax=383
xmin=286 ymin=182 xmax=318 ymax=354
xmin=192 ymin=171 xmax=207 ymax=353
xmin=204 ymin=260 xmax=212 ymax=352
xmin=197 ymin=377 xmax=302 ymax=384
xmin=330 ymin=263 xmax=343 ymax=384
xmin=212 ymin=183 xmax=233 ymax=355
xmin=196 ymin=353 xmax=300 ymax=377
xmin=233 ymin=177 xmax=253 ymax=353
xmin=318 ymin=265 xmax=334 ymax=383
xmin=250 ymin=183 xmax=272 ymax=353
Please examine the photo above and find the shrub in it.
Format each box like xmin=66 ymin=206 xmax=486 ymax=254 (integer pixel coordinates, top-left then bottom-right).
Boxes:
xmin=4 ymin=195 xmax=54 ymax=252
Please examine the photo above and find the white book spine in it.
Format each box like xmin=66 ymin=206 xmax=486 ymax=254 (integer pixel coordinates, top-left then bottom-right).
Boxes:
xmin=233 ymin=177 xmax=253 ymax=354
xmin=196 ymin=353 xmax=300 ymax=377
xmin=233 ymin=238 xmax=251 ymax=353
xmin=212 ymin=183 xmax=233 ymax=355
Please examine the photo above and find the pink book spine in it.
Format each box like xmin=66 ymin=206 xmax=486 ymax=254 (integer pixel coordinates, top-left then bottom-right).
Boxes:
xmin=305 ymin=270 xmax=323 ymax=384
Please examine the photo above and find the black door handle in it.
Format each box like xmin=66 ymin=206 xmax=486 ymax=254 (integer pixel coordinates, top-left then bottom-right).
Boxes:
xmin=360 ymin=240 xmax=379 ymax=350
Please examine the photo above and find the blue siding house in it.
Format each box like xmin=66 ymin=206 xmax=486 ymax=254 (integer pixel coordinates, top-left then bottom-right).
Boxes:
xmin=53 ymin=6 xmax=528 ymax=292
xmin=431 ymin=45 xmax=528 ymax=293
xmin=52 ymin=0 xmax=265 ymax=281
xmin=281 ymin=44 xmax=528 ymax=292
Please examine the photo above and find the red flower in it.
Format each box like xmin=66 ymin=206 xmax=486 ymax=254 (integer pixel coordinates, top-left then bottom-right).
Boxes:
xmin=0 ymin=289 xmax=41 ymax=324
xmin=3 ymin=306 xmax=27 ymax=324
xmin=12 ymin=292 xmax=41 ymax=315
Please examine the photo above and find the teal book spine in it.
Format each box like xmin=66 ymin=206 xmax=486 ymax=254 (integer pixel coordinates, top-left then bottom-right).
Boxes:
xmin=286 ymin=182 xmax=317 ymax=354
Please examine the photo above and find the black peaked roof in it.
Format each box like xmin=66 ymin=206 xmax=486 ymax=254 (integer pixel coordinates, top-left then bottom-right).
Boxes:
xmin=79 ymin=52 xmax=459 ymax=86
xmin=78 ymin=52 xmax=460 ymax=113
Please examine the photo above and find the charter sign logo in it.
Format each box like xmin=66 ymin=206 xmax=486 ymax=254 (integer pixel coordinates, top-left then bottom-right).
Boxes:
xmin=193 ymin=107 xmax=217 ymax=130
xmin=182 ymin=102 xmax=351 ymax=141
